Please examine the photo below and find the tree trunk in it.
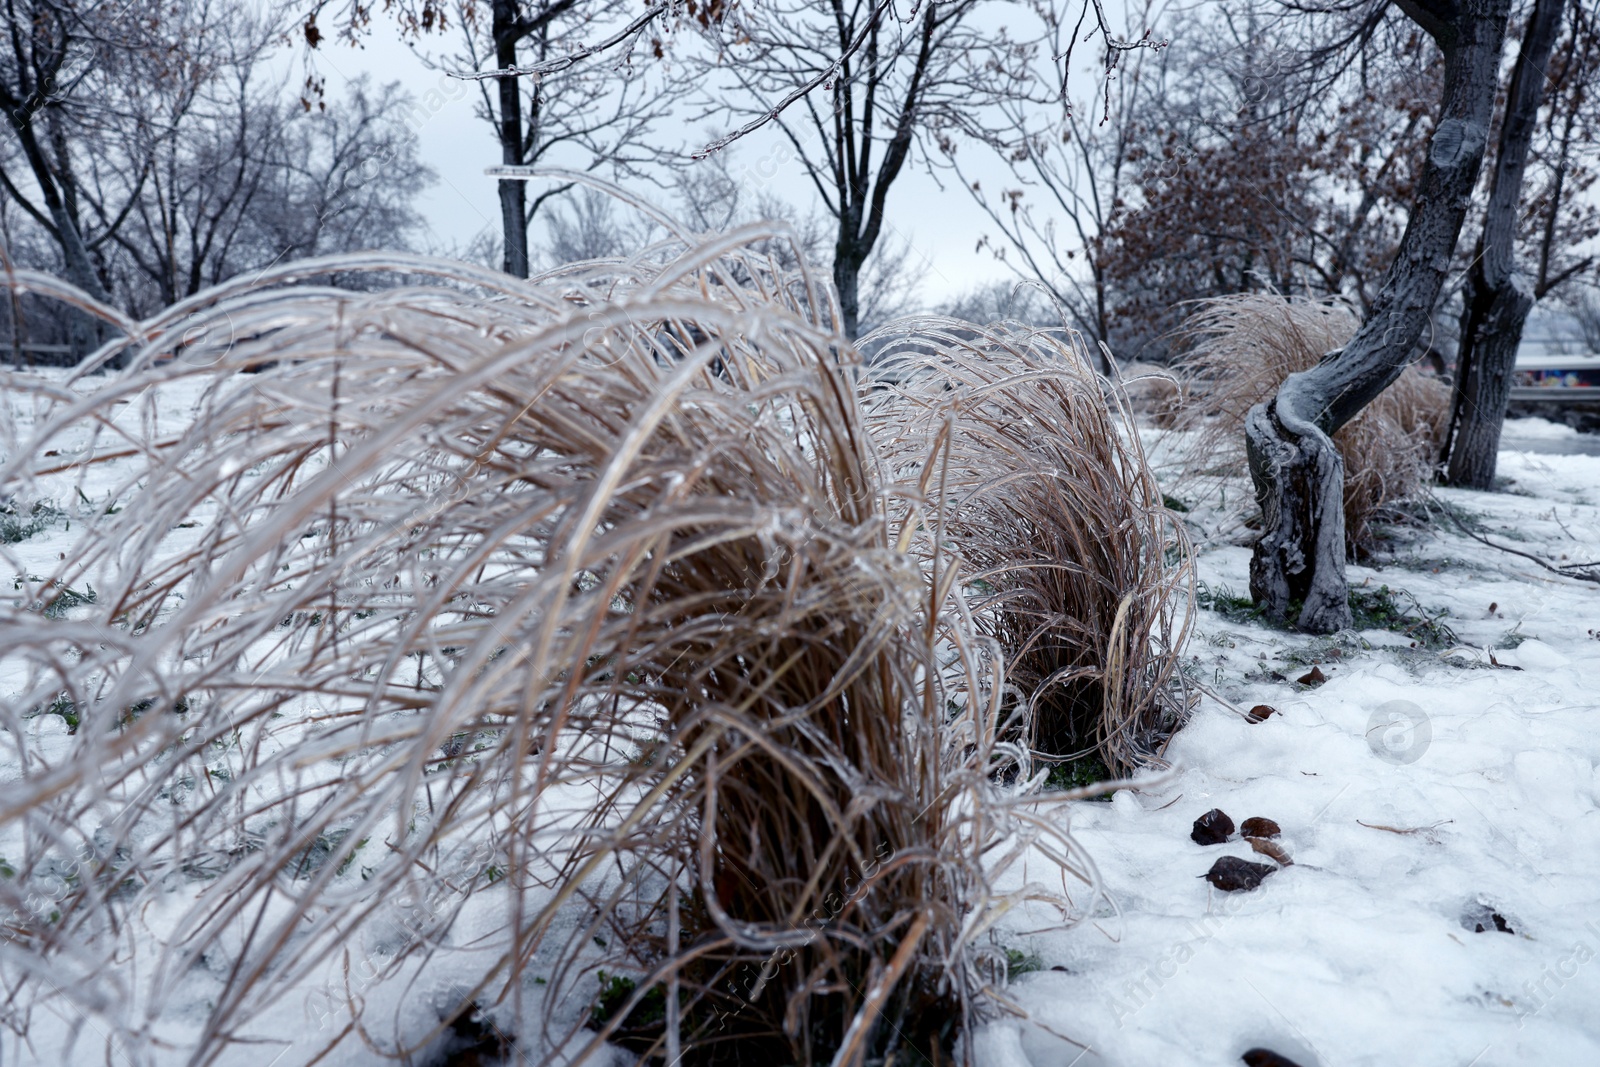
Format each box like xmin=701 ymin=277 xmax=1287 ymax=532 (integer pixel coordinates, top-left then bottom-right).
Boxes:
xmin=834 ymin=246 xmax=864 ymax=341
xmin=1246 ymin=401 xmax=1351 ymax=630
xmin=493 ymin=0 xmax=530 ymax=278
xmin=2 ymin=112 xmax=108 ymax=358
xmin=1444 ymin=273 xmax=1532 ymax=485
xmin=1443 ymin=0 xmax=1566 ymax=489
xmin=1247 ymin=0 xmax=1511 ymax=632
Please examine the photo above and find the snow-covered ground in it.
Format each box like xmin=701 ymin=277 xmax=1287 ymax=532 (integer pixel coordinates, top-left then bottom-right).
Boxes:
xmin=985 ymin=420 xmax=1600 ymax=1066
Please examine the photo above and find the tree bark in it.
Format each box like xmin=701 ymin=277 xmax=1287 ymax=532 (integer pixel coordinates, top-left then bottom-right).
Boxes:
xmin=1246 ymin=0 xmax=1510 ymax=632
xmin=494 ymin=0 xmax=531 ymax=278
xmin=1442 ymin=0 xmax=1566 ymax=489
xmin=834 ymin=241 xmax=864 ymax=340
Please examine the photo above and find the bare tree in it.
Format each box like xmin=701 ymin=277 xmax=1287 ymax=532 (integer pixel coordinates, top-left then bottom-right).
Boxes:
xmin=384 ymin=0 xmax=1143 ymax=320
xmin=1246 ymin=0 xmax=1513 ymax=632
xmin=540 ymin=184 xmax=645 ymax=261
xmin=693 ymin=0 xmax=1030 ymax=339
xmin=1524 ymin=6 xmax=1600 ymax=302
xmin=94 ymin=0 xmax=285 ymax=312
xmin=536 ymin=153 xmax=923 ymax=329
xmin=963 ymin=0 xmax=1445 ymax=366
xmin=307 ymin=0 xmax=675 ymax=278
xmin=1132 ymin=7 xmax=1446 ymax=358
xmin=1443 ymin=0 xmax=1599 ymax=486
xmin=956 ymin=0 xmax=1160 ymax=357
xmin=2 ymin=0 xmax=434 ymax=344
xmin=238 ymin=78 xmax=435 ymax=269
xmin=674 ymin=152 xmax=921 ymax=329
xmin=0 ymin=0 xmax=154 ymax=349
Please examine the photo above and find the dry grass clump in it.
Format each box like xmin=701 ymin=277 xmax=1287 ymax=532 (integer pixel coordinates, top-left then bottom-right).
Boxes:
xmin=861 ymin=320 xmax=1194 ymax=775
xmin=0 ymin=221 xmax=1097 ymax=1064
xmin=1116 ymin=360 xmax=1184 ymax=429
xmin=1166 ymin=293 xmax=1450 ymax=549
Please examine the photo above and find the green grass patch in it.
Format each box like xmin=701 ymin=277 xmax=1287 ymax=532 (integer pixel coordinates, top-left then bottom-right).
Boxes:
xmin=291 ymin=829 xmax=361 ymax=879
xmin=26 ymin=694 xmax=80 ymax=733
xmin=1004 ymin=947 xmax=1044 ymax=978
xmin=1198 ymin=580 xmax=1455 ymax=649
xmin=1194 ymin=582 xmax=1265 ymax=624
xmin=587 ymin=971 xmax=680 ymax=1053
xmin=1348 ymin=584 xmax=1456 ymax=649
xmin=1045 ymin=753 xmax=1114 ymax=798
xmin=119 ymin=695 xmax=191 ymax=728
xmin=591 ymin=972 xmax=664 ymax=1029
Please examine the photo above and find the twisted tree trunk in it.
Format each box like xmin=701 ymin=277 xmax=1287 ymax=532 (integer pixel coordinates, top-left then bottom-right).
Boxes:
xmin=1443 ymin=0 xmax=1567 ymax=488
xmin=1246 ymin=0 xmax=1511 ymax=632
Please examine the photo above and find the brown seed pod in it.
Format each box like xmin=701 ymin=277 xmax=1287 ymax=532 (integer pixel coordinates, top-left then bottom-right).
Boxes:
xmin=1191 ymin=808 xmax=1235 ymax=846
xmin=1240 ymin=816 xmax=1281 ymax=838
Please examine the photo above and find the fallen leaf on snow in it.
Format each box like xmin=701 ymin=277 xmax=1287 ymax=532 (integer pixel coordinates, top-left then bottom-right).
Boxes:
xmin=1201 ymin=855 xmax=1276 ymax=892
xmin=1239 ymin=816 xmax=1281 ymax=838
xmin=1190 ymin=808 xmax=1234 ymax=846
xmin=1243 ymin=1050 xmax=1306 ymax=1067
xmin=1246 ymin=837 xmax=1293 ymax=866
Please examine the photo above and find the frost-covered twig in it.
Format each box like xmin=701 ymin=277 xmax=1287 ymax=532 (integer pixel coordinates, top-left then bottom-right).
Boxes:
xmin=1424 ymin=488 xmax=1600 ymax=585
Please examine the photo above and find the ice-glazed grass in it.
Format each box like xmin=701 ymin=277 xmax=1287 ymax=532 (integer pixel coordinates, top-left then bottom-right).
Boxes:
xmin=0 ymin=214 xmax=1116 ymax=1065
xmin=1165 ymin=292 xmax=1450 ymax=551
xmin=860 ymin=318 xmax=1194 ymax=776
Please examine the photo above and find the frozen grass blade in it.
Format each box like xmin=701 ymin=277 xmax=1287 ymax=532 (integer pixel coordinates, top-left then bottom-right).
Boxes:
xmin=860 ymin=318 xmax=1194 ymax=775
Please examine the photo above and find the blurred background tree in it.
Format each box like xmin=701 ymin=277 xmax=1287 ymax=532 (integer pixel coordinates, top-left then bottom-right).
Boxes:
xmin=1 ymin=0 xmax=433 ymax=360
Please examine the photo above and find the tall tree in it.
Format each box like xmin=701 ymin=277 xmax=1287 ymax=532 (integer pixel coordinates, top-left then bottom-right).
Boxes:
xmin=240 ymin=79 xmax=435 ymax=270
xmin=468 ymin=0 xmax=672 ymax=277
xmin=0 ymin=0 xmax=434 ymax=329
xmin=1246 ymin=0 xmax=1512 ymax=632
xmin=1443 ymin=0 xmax=1597 ymax=486
xmin=965 ymin=0 xmax=1442 ymax=364
xmin=698 ymin=0 xmax=1029 ymax=339
xmin=0 ymin=0 xmax=148 ymax=350
xmin=306 ymin=0 xmax=673 ymax=279
xmin=391 ymin=0 xmax=1140 ymax=319
xmin=103 ymin=74 xmax=433 ymax=315
xmin=978 ymin=1 xmax=1439 ymax=364
xmin=955 ymin=0 xmax=1161 ymax=357
xmin=97 ymin=1 xmax=284 ymax=311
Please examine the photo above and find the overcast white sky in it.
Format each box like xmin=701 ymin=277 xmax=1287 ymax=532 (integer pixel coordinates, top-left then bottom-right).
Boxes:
xmin=290 ymin=9 xmax=1127 ymax=307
